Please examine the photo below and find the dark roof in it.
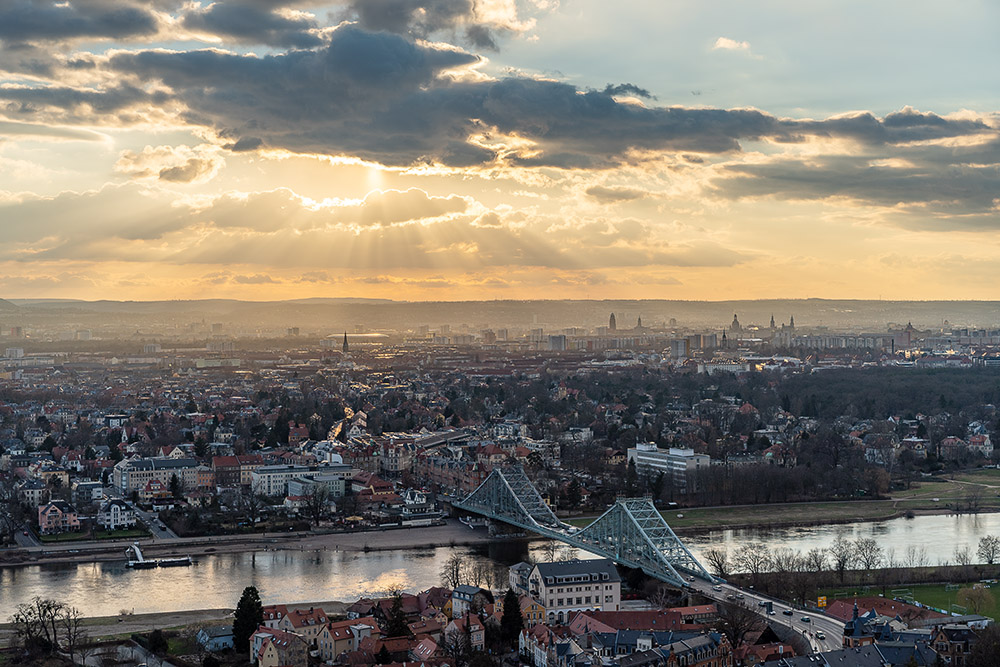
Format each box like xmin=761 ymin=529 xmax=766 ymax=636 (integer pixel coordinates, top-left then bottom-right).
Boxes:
xmin=534 ymin=558 xmax=621 ymax=583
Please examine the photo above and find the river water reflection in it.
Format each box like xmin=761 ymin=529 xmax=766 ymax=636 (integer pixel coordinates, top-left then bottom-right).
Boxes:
xmin=3 ymin=512 xmax=999 ymax=618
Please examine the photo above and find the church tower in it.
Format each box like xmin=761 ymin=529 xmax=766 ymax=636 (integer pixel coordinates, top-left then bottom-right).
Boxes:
xmin=342 ymin=331 xmax=349 ymax=353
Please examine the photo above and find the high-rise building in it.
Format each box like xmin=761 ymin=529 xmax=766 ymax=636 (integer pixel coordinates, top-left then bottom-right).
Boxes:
xmin=609 ymin=313 xmax=617 ymax=331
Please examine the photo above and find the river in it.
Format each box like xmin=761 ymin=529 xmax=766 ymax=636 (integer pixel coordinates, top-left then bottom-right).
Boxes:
xmin=2 ymin=512 xmax=999 ymax=618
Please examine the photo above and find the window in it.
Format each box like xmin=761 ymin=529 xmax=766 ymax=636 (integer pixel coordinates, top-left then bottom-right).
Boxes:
xmin=585 ymin=596 xmax=591 ymax=604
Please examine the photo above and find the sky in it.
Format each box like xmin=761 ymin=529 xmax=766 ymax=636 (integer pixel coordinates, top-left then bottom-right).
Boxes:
xmin=0 ymin=0 xmax=998 ymax=302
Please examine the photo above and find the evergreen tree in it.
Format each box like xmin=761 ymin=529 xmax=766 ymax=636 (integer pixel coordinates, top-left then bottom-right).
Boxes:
xmin=499 ymin=589 xmax=524 ymax=646
xmin=385 ymin=591 xmax=410 ymax=638
xmin=625 ymin=459 xmax=640 ymax=495
xmin=232 ymin=585 xmax=264 ymax=652
xmin=169 ymin=473 xmax=181 ymax=498
xmin=375 ymin=644 xmax=393 ymax=664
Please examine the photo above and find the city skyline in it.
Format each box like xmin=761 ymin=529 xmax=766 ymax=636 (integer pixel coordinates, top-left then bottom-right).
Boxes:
xmin=0 ymin=1 xmax=998 ymax=301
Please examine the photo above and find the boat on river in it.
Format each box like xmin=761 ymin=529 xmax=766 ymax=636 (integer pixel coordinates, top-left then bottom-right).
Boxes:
xmin=125 ymin=543 xmax=192 ymax=568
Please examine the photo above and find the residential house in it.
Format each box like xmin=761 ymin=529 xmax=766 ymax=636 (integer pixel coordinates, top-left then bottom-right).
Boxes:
xmin=97 ymin=498 xmax=136 ymax=530
xmin=445 ymin=614 xmax=485 ymax=652
xmin=38 ymin=500 xmax=80 ymax=534
xmin=276 ymin=606 xmax=329 ymax=645
xmin=250 ymin=626 xmax=308 ymax=667
xmin=197 ymin=626 xmax=235 ymax=652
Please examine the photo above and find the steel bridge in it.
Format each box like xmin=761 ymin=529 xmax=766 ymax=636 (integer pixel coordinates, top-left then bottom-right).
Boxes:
xmin=453 ymin=466 xmax=714 ymax=588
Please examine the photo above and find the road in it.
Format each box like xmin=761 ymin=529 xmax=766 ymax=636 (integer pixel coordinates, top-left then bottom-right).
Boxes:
xmin=687 ymin=577 xmax=844 ymax=653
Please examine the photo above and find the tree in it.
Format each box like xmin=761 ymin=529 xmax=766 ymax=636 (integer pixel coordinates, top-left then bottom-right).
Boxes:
xmin=978 ymin=535 xmax=1000 ymax=565
xmin=500 ymin=589 xmax=524 ymax=647
xmin=149 ymin=629 xmax=168 ymax=654
xmin=957 ymin=587 xmax=995 ymax=615
xmin=828 ymin=534 xmax=854 ymax=583
xmin=385 ymin=591 xmax=411 ymax=638
xmin=805 ymin=547 xmax=828 ymax=573
xmin=232 ymin=585 xmax=263 ymax=652
xmin=625 ymin=459 xmax=639 ymax=496
xmin=734 ymin=542 xmax=771 ymax=589
xmin=375 ymin=644 xmax=393 ymax=664
xmin=704 ymin=548 xmax=731 ymax=579
xmin=236 ymin=485 xmax=266 ymax=527
xmin=60 ymin=606 xmax=86 ymax=664
xmin=441 ymin=553 xmax=464 ymax=588
xmin=303 ymin=484 xmax=331 ymax=527
xmin=564 ymin=479 xmax=582 ymax=508
xmin=854 ymin=537 xmax=884 ymax=577
xmin=716 ymin=600 xmax=765 ymax=648
xmin=169 ymin=473 xmax=181 ymax=499
xmin=969 ymin=623 xmax=1000 ymax=667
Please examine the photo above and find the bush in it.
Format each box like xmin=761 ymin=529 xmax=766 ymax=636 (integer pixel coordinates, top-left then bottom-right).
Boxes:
xmin=149 ymin=629 xmax=168 ymax=654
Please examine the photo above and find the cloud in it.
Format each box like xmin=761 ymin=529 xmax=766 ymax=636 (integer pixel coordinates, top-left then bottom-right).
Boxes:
xmin=713 ymin=37 xmax=750 ymax=51
xmin=0 ymin=0 xmax=160 ymax=44
xmin=585 ymin=185 xmax=648 ymax=203
xmin=712 ymin=130 xmax=1000 ymax=226
xmin=601 ymin=83 xmax=654 ymax=100
xmin=182 ymin=2 xmax=324 ymax=49
xmin=0 ymin=184 xmax=749 ymax=272
xmin=341 ymin=0 xmax=536 ymax=50
xmin=0 ymin=120 xmax=104 ymax=142
xmin=115 ymin=144 xmax=223 ymax=184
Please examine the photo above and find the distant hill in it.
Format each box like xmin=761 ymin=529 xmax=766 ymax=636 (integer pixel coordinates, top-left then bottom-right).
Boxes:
xmin=0 ymin=298 xmax=20 ymax=311
xmin=3 ymin=298 xmax=1000 ymax=331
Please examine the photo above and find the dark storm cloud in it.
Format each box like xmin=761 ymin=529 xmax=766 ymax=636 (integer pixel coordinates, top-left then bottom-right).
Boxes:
xmin=0 ymin=0 xmax=159 ymax=44
xmin=343 ymin=0 xmax=507 ymax=50
xmin=182 ymin=1 xmax=323 ymax=49
xmin=601 ymin=83 xmax=654 ymax=99
xmin=715 ymin=149 xmax=1000 ymax=224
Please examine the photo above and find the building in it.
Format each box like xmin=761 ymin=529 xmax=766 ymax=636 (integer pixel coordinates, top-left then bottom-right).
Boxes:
xmin=38 ymin=500 xmax=81 ymax=535
xmin=250 ymin=626 xmax=308 ymax=667
xmin=527 ymin=559 xmax=621 ymax=624
xmin=97 ymin=498 xmax=137 ymax=530
xmin=112 ymin=457 xmax=203 ymax=494
xmin=197 ymin=626 xmax=235 ymax=652
xmin=251 ymin=464 xmax=311 ymax=497
xmin=627 ymin=443 xmax=710 ymax=493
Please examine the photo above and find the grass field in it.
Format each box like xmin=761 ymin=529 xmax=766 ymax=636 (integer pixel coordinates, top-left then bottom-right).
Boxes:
xmin=820 ymin=582 xmax=1000 ymax=620
xmin=563 ymin=472 xmax=1000 ymax=531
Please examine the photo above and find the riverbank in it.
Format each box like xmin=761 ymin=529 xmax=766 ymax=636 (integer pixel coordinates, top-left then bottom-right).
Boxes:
xmin=0 ymin=599 xmax=355 ymax=649
xmin=0 ymin=520 xmax=506 ymax=568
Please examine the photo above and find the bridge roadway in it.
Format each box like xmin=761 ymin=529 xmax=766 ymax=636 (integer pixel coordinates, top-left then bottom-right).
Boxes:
xmin=685 ymin=578 xmax=844 ymax=654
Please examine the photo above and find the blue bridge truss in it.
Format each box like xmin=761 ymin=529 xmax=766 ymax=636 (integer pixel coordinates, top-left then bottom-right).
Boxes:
xmin=453 ymin=466 xmax=714 ymax=588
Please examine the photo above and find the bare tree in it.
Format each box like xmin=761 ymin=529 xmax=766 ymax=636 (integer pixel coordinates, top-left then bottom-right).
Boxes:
xmin=828 ymin=534 xmax=854 ymax=583
xmin=60 ymin=606 xmax=86 ymax=664
xmin=854 ymin=537 xmax=884 ymax=578
xmin=302 ymin=484 xmax=331 ymax=527
xmin=466 ymin=559 xmax=493 ymax=588
xmin=440 ymin=553 xmax=464 ymax=589
xmin=716 ymin=600 xmax=765 ymax=648
xmin=236 ymin=485 xmax=267 ymax=527
xmin=978 ymin=535 xmax=1000 ymax=565
xmin=804 ymin=548 xmax=828 ymax=574
xmin=441 ymin=626 xmax=472 ymax=667
xmin=957 ymin=587 xmax=995 ymax=614
xmin=966 ymin=485 xmax=986 ymax=514
xmin=734 ymin=542 xmax=771 ymax=589
xmin=704 ymin=548 xmax=731 ymax=579
xmin=491 ymin=564 xmax=510 ymax=591
xmin=904 ymin=544 xmax=930 ymax=569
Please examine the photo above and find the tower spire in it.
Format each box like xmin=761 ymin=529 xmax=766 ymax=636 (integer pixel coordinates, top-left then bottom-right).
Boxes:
xmin=342 ymin=331 xmax=349 ymax=353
